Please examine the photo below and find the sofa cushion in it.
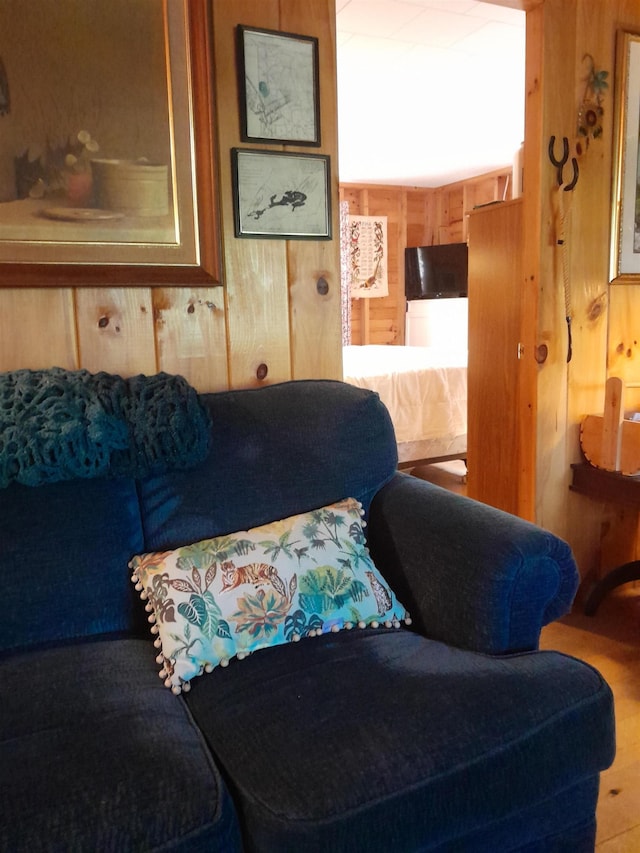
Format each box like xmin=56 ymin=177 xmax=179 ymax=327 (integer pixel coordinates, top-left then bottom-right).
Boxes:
xmin=137 ymin=380 xmax=398 ymax=552
xmin=130 ymin=497 xmax=409 ymax=692
xmin=0 ymin=476 xmax=145 ymax=653
xmin=185 ymin=628 xmax=615 ymax=853
xmin=0 ymin=638 xmax=242 ymax=853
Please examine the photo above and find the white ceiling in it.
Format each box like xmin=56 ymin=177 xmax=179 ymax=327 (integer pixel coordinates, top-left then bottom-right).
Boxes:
xmin=336 ymin=0 xmax=526 ymax=187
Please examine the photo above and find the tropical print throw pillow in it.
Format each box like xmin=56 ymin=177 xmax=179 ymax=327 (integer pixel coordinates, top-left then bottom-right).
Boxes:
xmin=129 ymin=498 xmax=410 ymax=693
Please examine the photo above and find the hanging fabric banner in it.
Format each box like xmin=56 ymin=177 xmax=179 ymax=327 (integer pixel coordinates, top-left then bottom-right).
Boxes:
xmin=348 ymin=214 xmax=388 ymax=298
xmin=339 ymin=201 xmax=352 ymax=345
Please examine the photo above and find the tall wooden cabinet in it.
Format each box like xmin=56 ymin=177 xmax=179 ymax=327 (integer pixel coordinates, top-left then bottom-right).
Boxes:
xmin=467 ymin=199 xmax=529 ymax=516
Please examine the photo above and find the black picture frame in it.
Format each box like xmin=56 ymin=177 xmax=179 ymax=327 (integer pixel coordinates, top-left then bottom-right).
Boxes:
xmin=232 ymin=148 xmax=331 ymax=240
xmin=236 ymin=25 xmax=321 ymax=146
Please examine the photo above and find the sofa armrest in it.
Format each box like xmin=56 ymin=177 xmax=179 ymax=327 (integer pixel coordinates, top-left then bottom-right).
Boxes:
xmin=367 ymin=473 xmax=579 ymax=654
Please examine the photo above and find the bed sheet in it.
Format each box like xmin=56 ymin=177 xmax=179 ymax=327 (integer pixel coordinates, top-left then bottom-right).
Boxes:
xmin=342 ymin=345 xmax=467 ymax=463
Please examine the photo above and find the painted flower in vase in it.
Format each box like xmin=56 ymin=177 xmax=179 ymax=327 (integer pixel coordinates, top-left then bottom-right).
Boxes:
xmin=19 ymin=130 xmax=101 ymax=204
xmin=63 ymin=130 xmax=99 ymax=206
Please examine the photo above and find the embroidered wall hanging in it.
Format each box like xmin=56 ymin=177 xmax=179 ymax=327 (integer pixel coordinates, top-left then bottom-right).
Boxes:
xmin=348 ymin=214 xmax=389 ymax=299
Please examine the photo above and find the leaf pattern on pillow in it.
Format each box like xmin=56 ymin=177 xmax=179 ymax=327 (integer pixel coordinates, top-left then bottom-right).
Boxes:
xmin=177 ymin=591 xmax=223 ymax=640
xmin=130 ymin=498 xmax=409 ymax=694
xmin=298 ymin=565 xmax=369 ymax=615
xmin=232 ymin=589 xmax=292 ymax=639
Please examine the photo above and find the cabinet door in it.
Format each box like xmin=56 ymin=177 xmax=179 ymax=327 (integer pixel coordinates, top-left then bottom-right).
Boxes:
xmin=467 ymin=200 xmax=523 ymax=514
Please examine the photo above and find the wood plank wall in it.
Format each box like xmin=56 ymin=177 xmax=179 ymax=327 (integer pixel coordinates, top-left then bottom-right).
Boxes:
xmin=340 ymin=169 xmax=510 ymax=345
xmin=2 ymin=0 xmax=638 ymax=585
xmin=529 ymin=0 xmax=640 ymax=580
xmin=0 ymin=0 xmax=342 ymax=390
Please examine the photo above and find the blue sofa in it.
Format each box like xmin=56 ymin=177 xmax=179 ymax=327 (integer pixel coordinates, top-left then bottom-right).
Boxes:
xmin=0 ymin=372 xmax=615 ymax=852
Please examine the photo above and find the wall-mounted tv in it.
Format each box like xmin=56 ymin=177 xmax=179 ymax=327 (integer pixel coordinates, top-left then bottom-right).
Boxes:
xmin=405 ymin=243 xmax=468 ymax=300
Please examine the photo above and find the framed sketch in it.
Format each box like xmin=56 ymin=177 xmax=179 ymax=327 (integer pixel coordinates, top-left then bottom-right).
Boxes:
xmin=232 ymin=149 xmax=331 ymax=240
xmin=610 ymin=30 xmax=640 ymax=283
xmin=0 ymin=0 xmax=220 ymax=287
xmin=236 ymin=25 xmax=320 ymax=146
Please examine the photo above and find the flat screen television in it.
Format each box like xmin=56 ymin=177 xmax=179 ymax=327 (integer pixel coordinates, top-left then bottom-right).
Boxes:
xmin=405 ymin=243 xmax=468 ymax=299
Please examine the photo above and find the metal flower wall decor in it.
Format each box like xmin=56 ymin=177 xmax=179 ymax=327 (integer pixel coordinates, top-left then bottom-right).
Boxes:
xmin=577 ymin=53 xmax=609 ymax=143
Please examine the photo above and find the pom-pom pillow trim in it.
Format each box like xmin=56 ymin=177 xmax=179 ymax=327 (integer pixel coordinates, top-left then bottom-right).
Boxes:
xmin=129 ymin=498 xmax=410 ymax=693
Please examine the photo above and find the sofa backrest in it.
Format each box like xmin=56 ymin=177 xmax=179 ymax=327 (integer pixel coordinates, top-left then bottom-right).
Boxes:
xmin=137 ymin=380 xmax=398 ymax=551
xmin=1 ymin=475 xmax=146 ymax=654
xmin=0 ymin=379 xmax=398 ymax=654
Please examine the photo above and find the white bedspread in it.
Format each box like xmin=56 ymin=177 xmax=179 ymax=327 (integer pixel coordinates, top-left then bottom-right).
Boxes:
xmin=342 ymin=345 xmax=467 ymax=461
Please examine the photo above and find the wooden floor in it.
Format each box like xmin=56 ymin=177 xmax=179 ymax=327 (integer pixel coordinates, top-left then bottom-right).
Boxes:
xmin=412 ymin=462 xmax=640 ymax=851
xmin=411 ymin=459 xmax=468 ymax=495
xmin=541 ymin=589 xmax=640 ymax=852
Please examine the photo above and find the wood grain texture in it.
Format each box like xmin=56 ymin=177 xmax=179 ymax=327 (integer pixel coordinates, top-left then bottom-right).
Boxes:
xmin=282 ymin=0 xmax=342 ymax=380
xmin=75 ymin=287 xmax=156 ymax=376
xmin=287 ymin=241 xmax=342 ymax=379
xmin=0 ymin=1 xmax=342 ymax=391
xmin=608 ymin=285 xmax=640 ymax=411
xmin=467 ymin=199 xmax=523 ymax=514
xmin=0 ymin=288 xmax=77 ymax=371
xmin=211 ymin=0 xmax=288 ymax=388
xmin=341 ymin=170 xmax=509 ymax=346
xmin=561 ymin=0 xmax=615 ymax=569
xmin=516 ymin=0 xmax=544 ymax=525
xmin=530 ymin=0 xmax=640 ymax=575
xmin=580 ymin=416 xmax=640 ymax=476
xmin=153 ymin=288 xmax=228 ymax=392
xmin=540 ymin=589 xmax=640 ymax=850
xmin=602 ymin=377 xmax=625 ymax=471
xmin=5 ymin=0 xmax=640 ymax=592
xmin=533 ymin=0 xmax=577 ymax=539
xmin=211 ymin=0 xmax=341 ymax=387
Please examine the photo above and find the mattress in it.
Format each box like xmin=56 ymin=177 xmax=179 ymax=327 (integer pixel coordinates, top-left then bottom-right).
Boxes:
xmin=342 ymin=345 xmax=467 ymax=466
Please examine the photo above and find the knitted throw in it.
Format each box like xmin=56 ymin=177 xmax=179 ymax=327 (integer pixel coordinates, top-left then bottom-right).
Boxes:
xmin=0 ymin=368 xmax=211 ymax=488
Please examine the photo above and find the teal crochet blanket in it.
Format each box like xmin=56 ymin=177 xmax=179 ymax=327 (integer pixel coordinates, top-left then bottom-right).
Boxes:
xmin=0 ymin=368 xmax=211 ymax=488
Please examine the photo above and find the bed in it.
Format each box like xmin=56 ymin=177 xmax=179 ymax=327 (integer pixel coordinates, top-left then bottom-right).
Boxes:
xmin=342 ymin=345 xmax=467 ymax=469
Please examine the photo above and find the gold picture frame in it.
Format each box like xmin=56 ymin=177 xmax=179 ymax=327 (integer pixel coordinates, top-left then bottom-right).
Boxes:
xmin=610 ymin=30 xmax=640 ymax=284
xmin=0 ymin=0 xmax=220 ymax=287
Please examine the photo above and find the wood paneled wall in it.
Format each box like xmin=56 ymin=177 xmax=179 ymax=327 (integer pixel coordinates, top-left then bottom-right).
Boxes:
xmin=341 ymin=169 xmax=510 ymax=345
xmin=0 ymin=0 xmax=342 ymax=390
xmin=527 ymin=0 xmax=640 ymax=580
xmin=2 ymin=0 xmax=638 ymax=585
